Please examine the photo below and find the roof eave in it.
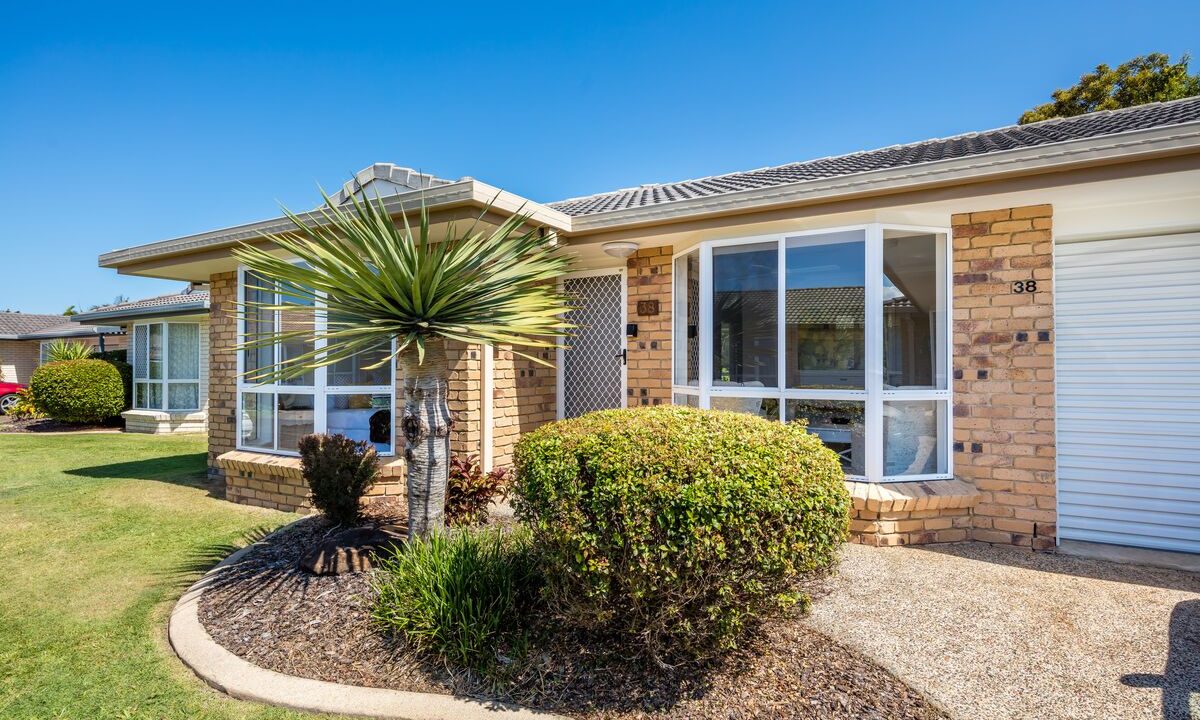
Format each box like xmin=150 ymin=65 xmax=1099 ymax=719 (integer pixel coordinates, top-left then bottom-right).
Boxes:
xmin=98 ymin=179 xmax=574 ymax=270
xmin=563 ymin=122 xmax=1200 ymax=234
xmin=16 ymin=326 xmax=124 ymax=340
xmin=70 ymin=301 xmax=210 ymax=324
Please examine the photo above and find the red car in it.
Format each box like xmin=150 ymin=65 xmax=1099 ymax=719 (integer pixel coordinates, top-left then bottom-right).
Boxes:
xmin=0 ymin=381 xmax=24 ymax=414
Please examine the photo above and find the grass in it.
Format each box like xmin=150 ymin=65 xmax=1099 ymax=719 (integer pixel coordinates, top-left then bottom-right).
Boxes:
xmin=0 ymin=433 xmax=342 ymax=720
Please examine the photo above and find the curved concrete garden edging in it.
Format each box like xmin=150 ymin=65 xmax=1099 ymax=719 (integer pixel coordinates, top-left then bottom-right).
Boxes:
xmin=169 ymin=523 xmax=565 ymax=720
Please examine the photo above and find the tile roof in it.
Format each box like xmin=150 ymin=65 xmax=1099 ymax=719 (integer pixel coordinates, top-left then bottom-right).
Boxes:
xmin=85 ymin=290 xmax=210 ymax=315
xmin=548 ymin=97 xmax=1200 ymax=217
xmin=0 ymin=312 xmax=73 ymax=337
xmin=714 ymin=287 xmax=915 ymax=326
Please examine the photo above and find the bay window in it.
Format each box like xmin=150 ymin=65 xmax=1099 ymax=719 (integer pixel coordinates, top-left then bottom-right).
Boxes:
xmin=237 ymin=269 xmax=395 ymax=456
xmin=131 ymin=322 xmax=201 ymax=411
xmin=672 ymin=224 xmax=950 ymax=482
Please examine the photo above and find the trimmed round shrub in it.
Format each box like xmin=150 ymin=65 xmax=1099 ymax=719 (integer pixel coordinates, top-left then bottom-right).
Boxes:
xmin=512 ymin=406 xmax=850 ymax=661
xmin=29 ymin=359 xmax=125 ymax=423
xmin=101 ymin=358 xmax=133 ymax=410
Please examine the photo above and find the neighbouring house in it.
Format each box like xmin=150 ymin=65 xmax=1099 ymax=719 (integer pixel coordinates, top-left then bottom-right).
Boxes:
xmin=94 ymin=97 xmax=1200 ymax=561
xmin=71 ymin=288 xmax=210 ymax=433
xmin=0 ymin=312 xmax=125 ymax=385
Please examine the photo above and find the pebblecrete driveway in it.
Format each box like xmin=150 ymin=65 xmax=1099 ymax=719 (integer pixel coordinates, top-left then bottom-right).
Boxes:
xmin=808 ymin=542 xmax=1200 ymax=720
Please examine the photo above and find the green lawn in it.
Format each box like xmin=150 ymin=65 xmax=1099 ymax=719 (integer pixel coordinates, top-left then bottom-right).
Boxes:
xmin=0 ymin=433 xmax=339 ymax=720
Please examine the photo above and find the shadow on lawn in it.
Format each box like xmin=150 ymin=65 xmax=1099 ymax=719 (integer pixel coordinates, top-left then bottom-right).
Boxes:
xmin=1121 ymin=599 xmax=1200 ymax=720
xmin=65 ymin=453 xmax=223 ymax=500
xmin=910 ymin=542 xmax=1200 ymax=594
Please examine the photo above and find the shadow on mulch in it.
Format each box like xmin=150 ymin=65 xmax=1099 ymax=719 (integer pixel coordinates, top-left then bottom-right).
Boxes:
xmin=192 ymin=511 xmax=946 ymax=720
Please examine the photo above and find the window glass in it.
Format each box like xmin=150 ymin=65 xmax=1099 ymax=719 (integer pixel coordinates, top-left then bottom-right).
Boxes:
xmin=276 ymin=393 xmax=315 ymax=452
xmin=326 ymin=393 xmax=392 ymax=454
xmin=241 ymin=392 xmax=274 ymax=449
xmin=710 ymin=394 xmax=779 ymax=421
xmin=243 ymin=272 xmax=275 ymax=381
xmin=712 ymin=242 xmax=777 ymax=387
xmin=785 ymin=231 xmax=865 ymax=389
xmin=786 ymin=399 xmax=865 ymax=475
xmin=134 ymin=382 xmax=150 ymax=410
xmin=168 ymin=383 xmax=200 ymax=411
xmin=883 ymin=231 xmax=945 ymax=389
xmin=168 ymin=323 xmax=200 ymax=380
xmin=279 ymin=281 xmax=315 ymax=387
xmin=328 ymin=339 xmax=392 ymax=387
xmin=148 ymin=324 xmax=164 ymax=380
xmin=883 ymin=400 xmax=946 ymax=476
xmin=672 ymin=393 xmax=699 ymax=407
xmin=673 ymin=252 xmax=700 ymax=387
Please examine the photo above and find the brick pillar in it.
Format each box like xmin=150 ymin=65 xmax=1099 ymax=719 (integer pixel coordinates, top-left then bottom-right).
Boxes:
xmin=207 ymin=271 xmax=238 ymax=480
xmin=626 ymin=246 xmax=673 ymax=407
xmin=951 ymin=205 xmax=1056 ymax=549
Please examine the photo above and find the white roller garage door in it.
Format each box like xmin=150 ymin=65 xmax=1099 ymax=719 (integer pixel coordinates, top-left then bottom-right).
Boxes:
xmin=1056 ymin=232 xmax=1200 ymax=554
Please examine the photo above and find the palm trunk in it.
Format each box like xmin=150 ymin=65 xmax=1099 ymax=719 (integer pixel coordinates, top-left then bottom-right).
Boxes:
xmin=399 ymin=338 xmax=452 ymax=539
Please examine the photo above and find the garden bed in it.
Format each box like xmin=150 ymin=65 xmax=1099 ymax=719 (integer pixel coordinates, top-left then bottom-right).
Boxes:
xmin=0 ymin=415 xmax=123 ymax=433
xmin=197 ymin=507 xmax=946 ymax=720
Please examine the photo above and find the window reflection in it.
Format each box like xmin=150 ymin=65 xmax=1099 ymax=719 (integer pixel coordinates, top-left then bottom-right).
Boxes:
xmin=327 ymin=393 xmax=392 ymax=454
xmin=883 ymin=231 xmax=944 ymax=389
xmin=712 ymin=242 xmax=778 ymax=387
xmin=785 ymin=232 xmax=865 ymax=389
xmin=786 ymin=399 xmax=865 ymax=474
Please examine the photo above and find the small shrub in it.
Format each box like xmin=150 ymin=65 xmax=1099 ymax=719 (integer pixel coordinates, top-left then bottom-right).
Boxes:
xmin=372 ymin=527 xmax=540 ymax=672
xmin=29 ymin=359 xmax=125 ymax=423
xmin=5 ymin=388 xmax=45 ymax=420
xmin=446 ymin=455 xmax=511 ymax=527
xmin=43 ymin=340 xmax=93 ymax=362
xmin=298 ymin=433 xmax=379 ymax=526
xmin=512 ymin=406 xmax=850 ymax=662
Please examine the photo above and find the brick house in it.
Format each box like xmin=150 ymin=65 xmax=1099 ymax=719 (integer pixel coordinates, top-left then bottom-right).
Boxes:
xmin=94 ymin=98 xmax=1200 ymax=561
xmin=0 ymin=312 xmax=125 ymax=389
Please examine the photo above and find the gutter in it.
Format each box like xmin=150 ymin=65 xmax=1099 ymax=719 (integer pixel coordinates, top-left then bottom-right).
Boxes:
xmin=71 ymin=301 xmax=210 ymax=324
xmin=6 ymin=326 xmax=124 ymax=340
xmin=99 ymin=179 xmax=574 ymax=269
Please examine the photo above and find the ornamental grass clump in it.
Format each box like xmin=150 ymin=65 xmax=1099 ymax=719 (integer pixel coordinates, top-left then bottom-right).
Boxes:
xmin=512 ymin=405 xmax=851 ymax=663
xmin=371 ymin=527 xmax=541 ymax=673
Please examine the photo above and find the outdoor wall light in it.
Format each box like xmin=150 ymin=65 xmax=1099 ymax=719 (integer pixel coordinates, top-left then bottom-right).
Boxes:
xmin=601 ymin=241 xmax=640 ymax=258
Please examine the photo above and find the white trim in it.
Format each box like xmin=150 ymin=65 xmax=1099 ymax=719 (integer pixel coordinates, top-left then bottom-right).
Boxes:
xmin=669 ymin=222 xmax=953 ymax=484
xmin=556 ymin=267 xmax=628 ymax=420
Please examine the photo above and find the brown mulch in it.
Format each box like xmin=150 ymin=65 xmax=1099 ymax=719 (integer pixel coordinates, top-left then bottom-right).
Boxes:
xmin=197 ymin=505 xmax=947 ymax=720
xmin=0 ymin=415 xmax=123 ymax=433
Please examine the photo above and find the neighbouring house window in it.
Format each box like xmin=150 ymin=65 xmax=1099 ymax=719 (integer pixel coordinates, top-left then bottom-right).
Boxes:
xmin=132 ymin=322 xmax=202 ymax=411
xmin=39 ymin=342 xmax=52 ymax=365
xmin=671 ymin=224 xmax=950 ymax=483
xmin=237 ymin=269 xmax=395 ymax=456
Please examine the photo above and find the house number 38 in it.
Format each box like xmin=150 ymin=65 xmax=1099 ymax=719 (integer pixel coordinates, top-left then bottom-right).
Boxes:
xmin=1012 ymin=280 xmax=1038 ymax=294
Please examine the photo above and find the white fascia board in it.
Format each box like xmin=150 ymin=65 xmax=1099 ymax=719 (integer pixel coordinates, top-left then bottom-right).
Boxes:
xmin=99 ymin=179 xmax=572 ymax=269
xmin=565 ymin=123 xmax=1200 ymax=234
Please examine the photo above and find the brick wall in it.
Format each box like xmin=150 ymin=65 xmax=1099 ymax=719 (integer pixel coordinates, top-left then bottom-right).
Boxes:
xmin=208 ymin=272 xmax=238 ymax=478
xmin=0 ymin=340 xmax=39 ymax=384
xmin=626 ymin=246 xmax=673 ymax=407
xmin=951 ymin=204 xmax=1056 ymax=550
xmin=491 ymin=345 xmax=556 ymax=469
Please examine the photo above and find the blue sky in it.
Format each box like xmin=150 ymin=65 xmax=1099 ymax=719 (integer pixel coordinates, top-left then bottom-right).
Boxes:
xmin=1 ymin=1 xmax=1197 ymax=313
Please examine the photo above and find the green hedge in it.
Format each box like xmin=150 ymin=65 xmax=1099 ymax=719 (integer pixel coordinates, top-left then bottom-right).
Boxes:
xmin=29 ymin=359 xmax=125 ymax=424
xmin=512 ymin=406 xmax=850 ymax=660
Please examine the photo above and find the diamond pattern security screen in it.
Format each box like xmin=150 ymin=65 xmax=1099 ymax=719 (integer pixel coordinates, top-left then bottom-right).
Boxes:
xmin=562 ymin=272 xmax=625 ymax=418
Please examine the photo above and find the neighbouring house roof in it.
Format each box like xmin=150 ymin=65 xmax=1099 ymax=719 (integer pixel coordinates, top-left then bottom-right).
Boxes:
xmin=549 ymin=96 xmax=1200 ymax=217
xmin=0 ymin=312 xmax=122 ymax=341
xmin=71 ymin=288 xmax=210 ymax=324
xmin=711 ymin=287 xmax=914 ymax=326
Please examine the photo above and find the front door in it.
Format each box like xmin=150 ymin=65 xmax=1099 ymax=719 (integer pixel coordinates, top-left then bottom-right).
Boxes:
xmin=559 ymin=270 xmax=626 ymax=418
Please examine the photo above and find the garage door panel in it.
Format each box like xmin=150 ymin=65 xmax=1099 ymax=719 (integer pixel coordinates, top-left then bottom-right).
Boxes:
xmin=1056 ymin=232 xmax=1200 ymax=553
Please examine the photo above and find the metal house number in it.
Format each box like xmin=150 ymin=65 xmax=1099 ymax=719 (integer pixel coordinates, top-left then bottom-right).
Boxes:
xmin=1012 ymin=280 xmax=1038 ymax=294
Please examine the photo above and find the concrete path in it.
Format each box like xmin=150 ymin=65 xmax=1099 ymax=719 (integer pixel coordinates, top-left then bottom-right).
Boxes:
xmin=808 ymin=542 xmax=1200 ymax=720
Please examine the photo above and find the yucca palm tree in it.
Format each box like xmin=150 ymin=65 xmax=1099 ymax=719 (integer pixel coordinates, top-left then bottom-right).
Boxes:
xmin=43 ymin=340 xmax=93 ymax=362
xmin=234 ymin=192 xmax=572 ymax=538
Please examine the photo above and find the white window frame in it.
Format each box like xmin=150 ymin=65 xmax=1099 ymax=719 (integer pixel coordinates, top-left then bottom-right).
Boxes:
xmin=131 ymin=321 xmax=202 ymax=412
xmin=236 ymin=266 xmax=397 ymax=457
xmin=671 ymin=223 xmax=952 ymax=484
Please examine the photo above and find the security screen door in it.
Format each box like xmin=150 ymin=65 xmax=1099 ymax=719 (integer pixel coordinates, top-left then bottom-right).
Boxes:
xmin=560 ymin=271 xmax=626 ymax=418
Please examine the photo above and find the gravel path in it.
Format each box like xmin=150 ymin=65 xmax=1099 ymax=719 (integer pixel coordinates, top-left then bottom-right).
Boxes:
xmin=807 ymin=542 xmax=1200 ymax=720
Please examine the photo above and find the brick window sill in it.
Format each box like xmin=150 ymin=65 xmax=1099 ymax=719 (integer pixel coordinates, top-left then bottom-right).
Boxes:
xmin=845 ymin=478 xmax=980 ymax=513
xmin=216 ymin=450 xmax=406 ymax=479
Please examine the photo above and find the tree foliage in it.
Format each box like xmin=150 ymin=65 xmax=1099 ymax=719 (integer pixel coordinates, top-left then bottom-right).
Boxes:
xmin=1019 ymin=53 xmax=1200 ymax=124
